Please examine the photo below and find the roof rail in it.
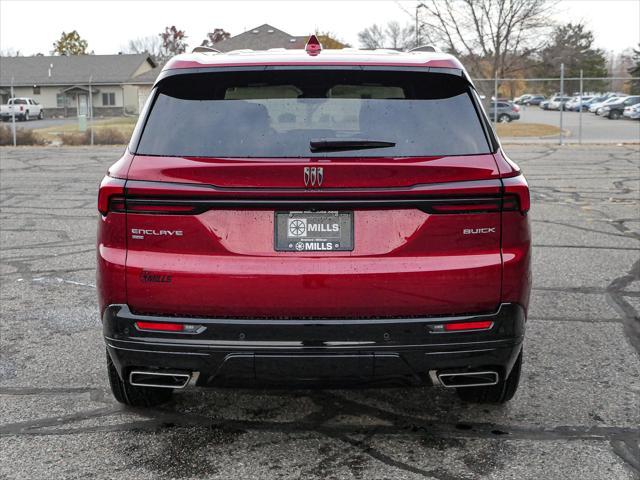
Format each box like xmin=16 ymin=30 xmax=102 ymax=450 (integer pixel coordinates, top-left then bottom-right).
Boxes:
xmin=191 ymin=46 xmax=221 ymax=53
xmin=409 ymin=45 xmax=438 ymax=53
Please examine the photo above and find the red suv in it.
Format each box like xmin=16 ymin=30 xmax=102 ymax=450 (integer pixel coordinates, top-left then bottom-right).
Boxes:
xmin=98 ymin=38 xmax=531 ymax=407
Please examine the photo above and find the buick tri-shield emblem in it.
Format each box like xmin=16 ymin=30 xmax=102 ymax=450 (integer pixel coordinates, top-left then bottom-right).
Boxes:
xmin=304 ymin=167 xmax=323 ymax=188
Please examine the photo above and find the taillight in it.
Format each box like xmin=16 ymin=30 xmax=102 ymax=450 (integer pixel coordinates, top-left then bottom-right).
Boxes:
xmin=120 ymin=201 xmax=200 ymax=215
xmin=502 ymin=175 xmax=530 ymax=214
xmin=430 ymin=200 xmax=502 ymax=214
xmin=98 ymin=176 xmax=126 ymax=215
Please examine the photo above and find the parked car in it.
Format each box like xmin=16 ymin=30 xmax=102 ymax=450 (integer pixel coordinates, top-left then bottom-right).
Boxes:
xmin=565 ymin=96 xmax=593 ymax=111
xmin=595 ymin=96 xmax=628 ymax=115
xmin=487 ymin=101 xmax=521 ymax=122
xmin=539 ymin=99 xmax=551 ymax=110
xmin=590 ymin=96 xmax=625 ymax=114
xmin=523 ymin=95 xmax=545 ymax=106
xmin=513 ymin=94 xmax=532 ymax=104
xmin=623 ymin=103 xmax=640 ymax=119
xmin=0 ymin=97 xmax=43 ymax=121
xmin=601 ymin=95 xmax=640 ymax=119
xmin=547 ymin=96 xmax=571 ymax=110
xmin=578 ymin=96 xmax=606 ymax=111
xmin=98 ymin=39 xmax=531 ymax=407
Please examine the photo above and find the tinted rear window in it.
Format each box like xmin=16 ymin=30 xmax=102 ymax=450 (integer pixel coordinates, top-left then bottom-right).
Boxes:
xmin=136 ymin=70 xmax=491 ymax=158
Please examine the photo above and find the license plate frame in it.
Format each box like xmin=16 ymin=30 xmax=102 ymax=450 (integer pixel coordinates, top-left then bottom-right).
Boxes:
xmin=274 ymin=211 xmax=354 ymax=252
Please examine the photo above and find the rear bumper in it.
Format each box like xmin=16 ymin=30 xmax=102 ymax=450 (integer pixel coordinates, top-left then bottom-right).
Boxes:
xmin=104 ymin=303 xmax=525 ymax=388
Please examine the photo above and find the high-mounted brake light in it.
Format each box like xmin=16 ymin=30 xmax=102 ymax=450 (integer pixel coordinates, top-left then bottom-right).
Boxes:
xmin=98 ymin=176 xmax=126 ymax=215
xmin=305 ymin=34 xmax=322 ymax=56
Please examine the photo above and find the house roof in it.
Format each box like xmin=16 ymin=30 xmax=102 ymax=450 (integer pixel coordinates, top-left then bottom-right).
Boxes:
xmin=128 ymin=65 xmax=164 ymax=85
xmin=0 ymin=54 xmax=156 ymax=87
xmin=214 ymin=24 xmax=307 ymax=52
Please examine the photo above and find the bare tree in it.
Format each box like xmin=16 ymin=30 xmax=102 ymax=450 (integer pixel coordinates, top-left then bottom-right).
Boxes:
xmin=416 ymin=0 xmax=554 ymax=78
xmin=160 ymin=26 xmax=188 ymax=60
xmin=0 ymin=48 xmax=22 ymax=57
xmin=123 ymin=35 xmax=164 ymax=61
xmin=358 ymin=21 xmax=415 ymax=50
xmin=201 ymin=28 xmax=230 ymax=48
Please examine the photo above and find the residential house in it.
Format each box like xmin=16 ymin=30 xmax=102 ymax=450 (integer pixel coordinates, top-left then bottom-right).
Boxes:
xmin=0 ymin=54 xmax=157 ymax=117
xmin=214 ymin=24 xmax=346 ymax=52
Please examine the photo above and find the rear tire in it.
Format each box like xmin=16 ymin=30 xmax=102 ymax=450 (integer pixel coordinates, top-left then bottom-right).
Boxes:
xmin=23 ymin=111 xmax=29 ymax=121
xmin=498 ymin=114 xmax=511 ymax=123
xmin=106 ymin=350 xmax=173 ymax=407
xmin=38 ymin=110 xmax=44 ymax=120
xmin=608 ymin=111 xmax=620 ymax=120
xmin=456 ymin=350 xmax=522 ymax=404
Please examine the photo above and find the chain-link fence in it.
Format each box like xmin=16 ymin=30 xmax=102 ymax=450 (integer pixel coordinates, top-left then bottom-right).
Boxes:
xmin=473 ymin=71 xmax=640 ymax=144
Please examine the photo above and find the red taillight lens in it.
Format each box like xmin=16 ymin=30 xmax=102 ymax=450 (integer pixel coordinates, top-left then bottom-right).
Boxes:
xmin=135 ymin=321 xmax=184 ymax=332
xmin=502 ymin=175 xmax=530 ymax=213
xmin=443 ymin=320 xmax=493 ymax=331
xmin=125 ymin=202 xmax=200 ymax=214
xmin=134 ymin=321 xmax=204 ymax=333
xmin=431 ymin=201 xmax=502 ymax=213
xmin=98 ymin=176 xmax=126 ymax=215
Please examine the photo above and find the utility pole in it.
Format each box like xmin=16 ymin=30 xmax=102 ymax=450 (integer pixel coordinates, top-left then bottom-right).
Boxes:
xmin=578 ymin=69 xmax=583 ymax=144
xmin=89 ymin=75 xmax=94 ymax=146
xmin=559 ymin=63 xmax=564 ymax=146
xmin=494 ymin=74 xmax=498 ymax=123
xmin=10 ymin=76 xmax=16 ymax=147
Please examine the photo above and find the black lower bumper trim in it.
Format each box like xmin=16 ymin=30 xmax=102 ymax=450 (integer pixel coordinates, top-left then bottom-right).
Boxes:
xmin=104 ymin=304 xmax=525 ymax=388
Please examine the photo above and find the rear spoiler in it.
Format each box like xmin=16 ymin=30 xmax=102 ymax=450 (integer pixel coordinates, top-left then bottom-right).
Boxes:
xmin=153 ymin=65 xmax=474 ymax=89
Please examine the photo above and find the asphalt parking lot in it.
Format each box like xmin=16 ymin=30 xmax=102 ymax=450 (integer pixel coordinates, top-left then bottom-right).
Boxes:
xmin=513 ymin=108 xmax=640 ymax=143
xmin=0 ymin=145 xmax=639 ymax=479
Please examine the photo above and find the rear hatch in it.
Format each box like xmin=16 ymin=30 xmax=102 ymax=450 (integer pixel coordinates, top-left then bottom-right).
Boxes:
xmin=122 ymin=68 xmax=504 ymax=318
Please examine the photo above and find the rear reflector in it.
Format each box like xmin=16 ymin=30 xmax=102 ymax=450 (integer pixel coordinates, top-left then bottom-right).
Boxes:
xmin=429 ymin=320 xmax=494 ymax=333
xmin=134 ymin=321 xmax=204 ymax=333
xmin=443 ymin=320 xmax=493 ymax=331
xmin=135 ymin=321 xmax=184 ymax=332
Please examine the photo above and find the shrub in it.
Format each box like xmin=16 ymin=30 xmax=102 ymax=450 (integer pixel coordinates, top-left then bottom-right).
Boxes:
xmin=60 ymin=128 xmax=128 ymax=146
xmin=93 ymin=128 xmax=128 ymax=145
xmin=0 ymin=125 xmax=47 ymax=146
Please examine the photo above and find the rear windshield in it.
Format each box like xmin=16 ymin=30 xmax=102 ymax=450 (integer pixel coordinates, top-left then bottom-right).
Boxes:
xmin=136 ymin=70 xmax=491 ymax=158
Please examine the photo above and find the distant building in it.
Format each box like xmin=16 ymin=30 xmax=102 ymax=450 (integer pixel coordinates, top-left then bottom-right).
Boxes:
xmin=0 ymin=26 xmax=346 ymax=118
xmin=214 ymin=24 xmax=346 ymax=52
xmin=0 ymin=54 xmax=157 ymax=117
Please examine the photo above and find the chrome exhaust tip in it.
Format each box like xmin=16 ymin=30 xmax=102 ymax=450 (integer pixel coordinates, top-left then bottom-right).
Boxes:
xmin=129 ymin=370 xmax=191 ymax=389
xmin=437 ymin=371 xmax=499 ymax=388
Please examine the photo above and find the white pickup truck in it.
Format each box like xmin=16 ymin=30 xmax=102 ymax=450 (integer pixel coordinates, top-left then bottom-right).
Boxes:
xmin=0 ymin=97 xmax=44 ymax=121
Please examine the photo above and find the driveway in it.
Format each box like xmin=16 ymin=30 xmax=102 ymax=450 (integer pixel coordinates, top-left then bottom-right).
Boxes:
xmin=1 ymin=117 xmax=78 ymax=130
xmin=0 ymin=145 xmax=639 ymax=479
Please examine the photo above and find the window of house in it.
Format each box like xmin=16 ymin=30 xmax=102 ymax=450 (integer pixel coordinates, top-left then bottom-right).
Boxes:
xmin=56 ymin=94 xmax=67 ymax=108
xmin=33 ymin=86 xmax=40 ymax=95
xmin=102 ymin=93 xmax=116 ymax=106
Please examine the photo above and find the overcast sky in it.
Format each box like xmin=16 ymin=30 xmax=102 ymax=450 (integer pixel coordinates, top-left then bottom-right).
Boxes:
xmin=1 ymin=0 xmax=638 ymax=56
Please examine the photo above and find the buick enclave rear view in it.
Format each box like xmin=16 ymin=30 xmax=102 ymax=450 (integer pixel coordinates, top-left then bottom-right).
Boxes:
xmin=97 ymin=39 xmax=531 ymax=407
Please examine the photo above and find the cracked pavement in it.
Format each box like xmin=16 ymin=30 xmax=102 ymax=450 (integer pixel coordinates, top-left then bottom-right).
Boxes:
xmin=0 ymin=145 xmax=639 ymax=479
